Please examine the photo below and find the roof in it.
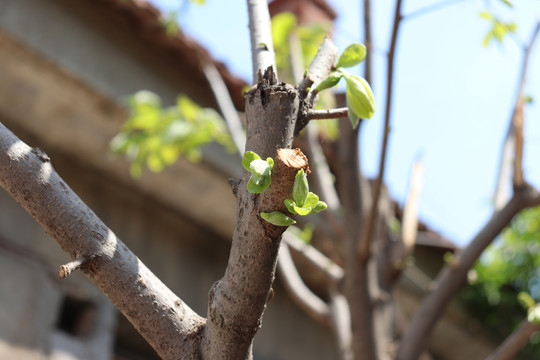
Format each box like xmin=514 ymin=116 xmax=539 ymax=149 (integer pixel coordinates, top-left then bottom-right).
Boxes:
xmin=94 ymin=0 xmax=247 ymax=110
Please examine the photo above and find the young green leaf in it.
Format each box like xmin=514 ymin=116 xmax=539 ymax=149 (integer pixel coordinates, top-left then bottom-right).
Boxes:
xmin=242 ymin=151 xmax=261 ymax=171
xmin=336 ymin=43 xmax=367 ymax=68
xmin=250 ymin=159 xmax=271 ymax=178
xmin=311 ymin=201 xmax=328 ymax=214
xmin=284 ymin=199 xmax=297 ymax=215
xmin=314 ymin=71 xmax=343 ymax=92
xmin=261 ymin=211 xmax=296 ymax=226
xmin=248 ymin=176 xmax=271 ymax=194
xmin=304 ymin=192 xmax=319 ymax=209
xmin=293 ymin=169 xmax=309 ymax=207
xmin=344 ymin=73 xmax=376 ymax=125
xmin=293 ymin=205 xmax=312 ymax=216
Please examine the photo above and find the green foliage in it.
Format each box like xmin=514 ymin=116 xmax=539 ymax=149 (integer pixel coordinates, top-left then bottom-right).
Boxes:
xmin=260 ymin=211 xmax=296 ymax=226
xmin=461 ymin=206 xmax=540 ymax=358
xmin=242 ymin=151 xmax=274 ymax=194
xmin=479 ymin=10 xmax=517 ymax=47
xmin=110 ymin=90 xmax=233 ymax=178
xmin=285 ymin=169 xmax=327 ymax=216
xmin=315 ymin=45 xmax=376 ymax=128
xmin=260 ymin=169 xmax=327 ymax=227
xmin=343 ymin=72 xmax=376 ymax=127
xmin=336 ymin=44 xmax=367 ymax=68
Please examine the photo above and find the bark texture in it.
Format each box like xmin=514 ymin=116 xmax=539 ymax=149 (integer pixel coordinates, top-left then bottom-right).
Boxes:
xmin=201 ymin=68 xmax=310 ymax=359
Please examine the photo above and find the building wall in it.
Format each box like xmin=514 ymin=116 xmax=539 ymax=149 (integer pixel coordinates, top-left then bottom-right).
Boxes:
xmin=0 ymin=0 xmax=338 ymax=358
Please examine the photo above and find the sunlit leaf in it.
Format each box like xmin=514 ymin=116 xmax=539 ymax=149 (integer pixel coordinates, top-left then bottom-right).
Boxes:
xmin=315 ymin=71 xmax=343 ymax=92
xmin=344 ymin=73 xmax=376 ymax=125
xmin=260 ymin=211 xmax=296 ymax=226
xmin=336 ymin=43 xmax=367 ymax=68
xmin=242 ymin=151 xmax=261 ymax=171
xmin=293 ymin=169 xmax=309 ymax=207
xmin=284 ymin=199 xmax=297 ymax=214
xmin=311 ymin=201 xmax=328 ymax=214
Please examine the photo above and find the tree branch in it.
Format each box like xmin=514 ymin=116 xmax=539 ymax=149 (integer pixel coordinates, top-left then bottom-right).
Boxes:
xmin=401 ymin=160 xmax=423 ymax=252
xmin=493 ymin=20 xmax=540 ymax=209
xmin=299 ymin=36 xmax=338 ymax=100
xmin=485 ymin=318 xmax=540 ymax=360
xmin=277 ymin=242 xmax=331 ymax=325
xmin=329 ymin=291 xmax=354 ymax=360
xmin=247 ymin=0 xmax=277 ymax=84
xmin=283 ymin=232 xmax=344 ymax=285
xmin=0 ymin=122 xmax=204 ymax=359
xmin=306 ymin=108 xmax=349 ymax=120
xmin=358 ymin=0 xmax=404 ymax=260
xmin=397 ymin=184 xmax=540 ymax=360
xmin=203 ymin=62 xmax=246 ymax=154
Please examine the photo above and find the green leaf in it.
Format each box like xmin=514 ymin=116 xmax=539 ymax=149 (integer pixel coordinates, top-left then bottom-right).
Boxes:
xmin=315 ymin=71 xmax=343 ymax=92
xmin=293 ymin=205 xmax=312 ymax=216
xmin=498 ymin=0 xmax=513 ymax=7
xmin=479 ymin=11 xmax=493 ymax=20
xmin=260 ymin=211 xmax=296 ymax=226
xmin=311 ymin=201 xmax=328 ymax=214
xmin=304 ymin=192 xmax=319 ymax=209
xmin=248 ymin=176 xmax=271 ymax=194
xmin=243 ymin=151 xmax=261 ymax=171
xmin=336 ymin=43 xmax=367 ymax=68
xmin=250 ymin=159 xmax=271 ymax=177
xmin=293 ymin=169 xmax=309 ymax=207
xmin=344 ymin=73 xmax=376 ymax=125
xmin=284 ymin=199 xmax=297 ymax=214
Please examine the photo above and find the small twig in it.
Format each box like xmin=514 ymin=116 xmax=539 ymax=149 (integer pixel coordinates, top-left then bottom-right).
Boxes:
xmin=58 ymin=257 xmax=86 ymax=279
xmin=202 ymin=63 xmax=246 ymax=155
xmin=358 ymin=0 xmax=404 ymax=260
xmin=277 ymin=242 xmax=331 ymax=325
xmin=299 ymin=37 xmax=338 ymax=100
xmin=513 ymin=100 xmax=524 ymax=187
xmin=485 ymin=318 xmax=540 ymax=360
xmin=247 ymin=0 xmax=277 ymax=84
xmin=306 ymin=108 xmax=349 ymax=120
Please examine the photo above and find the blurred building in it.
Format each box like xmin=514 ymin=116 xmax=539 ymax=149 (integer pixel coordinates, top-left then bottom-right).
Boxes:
xmin=0 ymin=0 xmax=499 ymax=359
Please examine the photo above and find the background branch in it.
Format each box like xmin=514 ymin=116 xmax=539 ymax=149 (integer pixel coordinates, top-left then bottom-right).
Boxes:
xmin=203 ymin=62 xmax=246 ymax=154
xmin=485 ymin=318 xmax=540 ymax=360
xmin=398 ymin=185 xmax=540 ymax=360
xmin=277 ymin=242 xmax=331 ymax=326
xmin=493 ymin=20 xmax=540 ymax=209
xmin=358 ymin=0 xmax=403 ymax=260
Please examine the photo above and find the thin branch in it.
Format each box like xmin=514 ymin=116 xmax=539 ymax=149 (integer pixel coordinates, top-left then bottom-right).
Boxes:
xmin=493 ymin=20 xmax=540 ymax=209
xmin=485 ymin=318 xmax=540 ymax=360
xmin=403 ymin=0 xmax=467 ymax=21
xmin=513 ymin=100 xmax=524 ymax=187
xmin=299 ymin=37 xmax=338 ymax=99
xmin=283 ymin=232 xmax=344 ymax=285
xmin=247 ymin=0 xmax=277 ymax=84
xmin=202 ymin=63 xmax=246 ymax=154
xmin=397 ymin=185 xmax=540 ymax=360
xmin=329 ymin=291 xmax=354 ymax=360
xmin=277 ymin=242 xmax=331 ymax=326
xmin=358 ymin=0 xmax=404 ymax=260
xmin=306 ymin=108 xmax=349 ymax=120
xmin=0 ymin=122 xmax=204 ymax=359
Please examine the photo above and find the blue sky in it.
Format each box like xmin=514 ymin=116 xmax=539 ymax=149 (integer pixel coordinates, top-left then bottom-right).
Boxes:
xmin=150 ymin=0 xmax=540 ymax=246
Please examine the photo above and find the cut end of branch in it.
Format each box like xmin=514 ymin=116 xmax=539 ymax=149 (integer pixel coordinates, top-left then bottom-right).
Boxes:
xmin=58 ymin=257 xmax=86 ymax=279
xmin=277 ymin=148 xmax=309 ymax=173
